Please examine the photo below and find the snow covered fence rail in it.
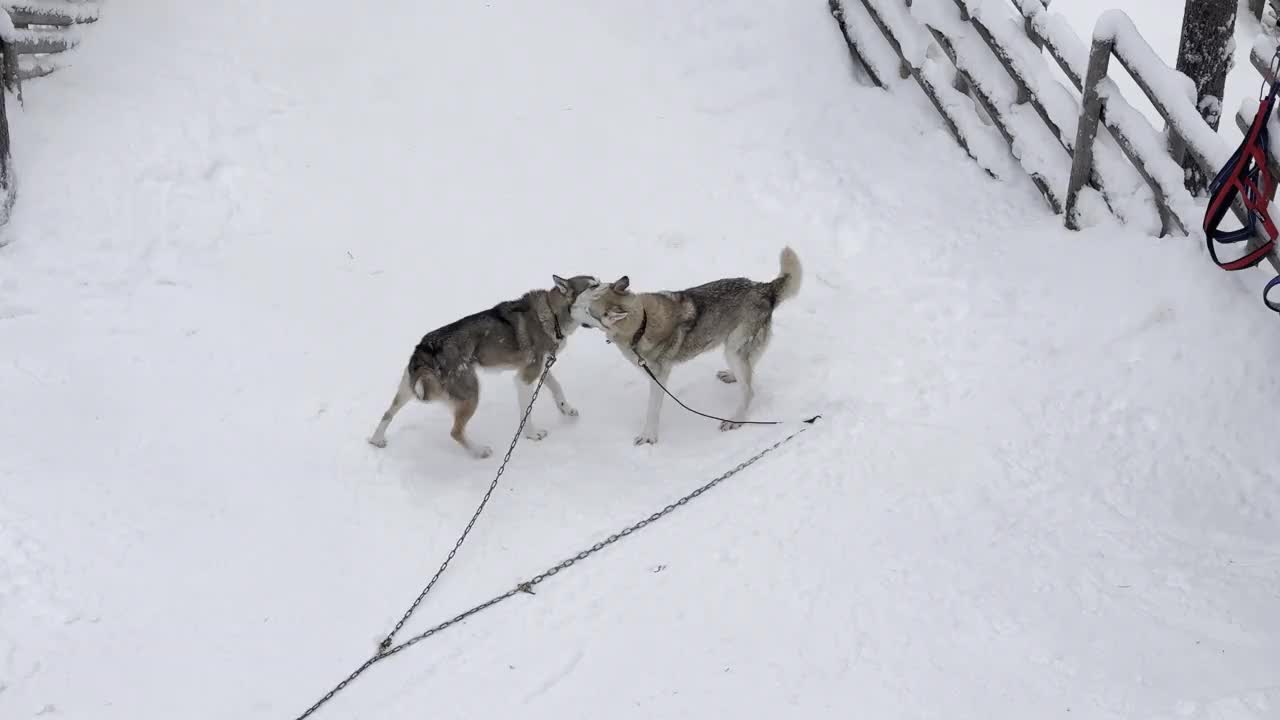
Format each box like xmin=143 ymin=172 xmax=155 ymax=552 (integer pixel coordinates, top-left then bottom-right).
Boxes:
xmin=828 ymin=0 xmax=1139 ymax=220
xmin=1065 ymin=10 xmax=1280 ymax=273
xmin=840 ymin=0 xmax=1001 ymax=179
xmin=1013 ymin=0 xmax=1207 ymax=235
xmin=829 ymin=0 xmax=1074 ymax=201
xmin=0 ymin=1 xmax=98 ymax=84
xmin=827 ymin=0 xmax=1280 ymax=248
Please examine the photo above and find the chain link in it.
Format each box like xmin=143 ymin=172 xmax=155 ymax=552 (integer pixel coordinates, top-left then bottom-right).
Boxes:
xmin=292 ymin=418 xmax=815 ymax=720
xmin=378 ymin=352 xmax=557 ymax=651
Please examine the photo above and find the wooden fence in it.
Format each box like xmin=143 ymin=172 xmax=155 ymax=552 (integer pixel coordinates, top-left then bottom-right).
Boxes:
xmin=829 ymin=0 xmax=1280 ymax=276
xmin=0 ymin=0 xmax=98 ymax=229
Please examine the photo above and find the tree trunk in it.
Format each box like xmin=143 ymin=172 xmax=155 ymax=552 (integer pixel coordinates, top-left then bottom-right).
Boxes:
xmin=0 ymin=40 xmax=12 ymax=233
xmin=1176 ymin=0 xmax=1238 ymax=193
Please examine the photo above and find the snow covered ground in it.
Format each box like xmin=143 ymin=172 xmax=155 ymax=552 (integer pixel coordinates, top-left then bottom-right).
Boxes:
xmin=2 ymin=1 xmax=1278 ymax=718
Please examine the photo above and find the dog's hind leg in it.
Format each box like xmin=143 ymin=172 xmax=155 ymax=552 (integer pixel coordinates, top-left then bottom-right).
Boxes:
xmin=447 ymin=371 xmax=492 ymax=459
xmin=720 ymin=350 xmax=754 ymax=432
xmin=514 ymin=363 xmax=548 ymax=441
xmin=543 ymin=370 xmax=578 ymax=418
xmin=721 ymin=324 xmax=770 ymax=431
xmin=368 ymin=369 xmax=415 ymax=448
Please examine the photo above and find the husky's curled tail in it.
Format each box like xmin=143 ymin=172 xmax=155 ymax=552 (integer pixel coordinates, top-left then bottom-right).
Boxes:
xmin=768 ymin=246 xmax=802 ymax=306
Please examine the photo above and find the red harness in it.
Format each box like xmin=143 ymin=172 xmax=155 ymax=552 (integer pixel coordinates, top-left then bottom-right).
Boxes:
xmin=1203 ymin=60 xmax=1280 ymax=312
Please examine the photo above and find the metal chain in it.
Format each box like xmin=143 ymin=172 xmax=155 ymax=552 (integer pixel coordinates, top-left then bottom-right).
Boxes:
xmin=378 ymin=352 xmax=557 ymax=651
xmin=292 ymin=419 xmax=815 ymax=720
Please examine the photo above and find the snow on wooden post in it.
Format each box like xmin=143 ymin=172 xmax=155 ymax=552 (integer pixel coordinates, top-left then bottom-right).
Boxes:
xmin=1024 ymin=0 xmax=1050 ymax=51
xmin=1175 ymin=0 xmax=1237 ymax=193
xmin=1092 ymin=10 xmax=1279 ymax=270
xmin=1014 ymin=2 xmax=1187 ymax=235
xmin=1064 ymin=37 xmax=1114 ymax=231
xmin=1070 ymin=10 xmax=1252 ymax=236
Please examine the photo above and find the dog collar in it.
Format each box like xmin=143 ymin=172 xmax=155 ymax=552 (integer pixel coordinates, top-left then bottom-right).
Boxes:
xmin=628 ymin=308 xmax=647 ymax=353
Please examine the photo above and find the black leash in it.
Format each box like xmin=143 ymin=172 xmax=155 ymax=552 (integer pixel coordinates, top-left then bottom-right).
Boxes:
xmin=628 ymin=308 xmax=821 ymax=427
xmin=637 ymin=360 xmax=820 ymax=426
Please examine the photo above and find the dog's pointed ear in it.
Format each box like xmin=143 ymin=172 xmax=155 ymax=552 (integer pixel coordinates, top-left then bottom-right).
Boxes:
xmin=611 ymin=276 xmax=630 ymax=293
xmin=606 ymin=308 xmax=629 ymax=323
xmin=552 ymin=275 xmax=570 ymax=294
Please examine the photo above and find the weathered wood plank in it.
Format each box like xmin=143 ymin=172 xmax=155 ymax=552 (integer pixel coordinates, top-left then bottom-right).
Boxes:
xmin=7 ymin=28 xmax=77 ymax=54
xmin=828 ymin=0 xmax=885 ymax=88
xmin=1065 ymin=37 xmax=1118 ymax=230
xmin=925 ymin=24 xmax=1061 ymax=211
xmin=960 ymin=1 xmax=1063 ymax=146
xmin=6 ymin=2 xmax=99 ymax=27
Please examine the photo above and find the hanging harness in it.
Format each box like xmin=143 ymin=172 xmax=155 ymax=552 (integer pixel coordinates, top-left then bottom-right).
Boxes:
xmin=1204 ymin=46 xmax=1280 ymax=312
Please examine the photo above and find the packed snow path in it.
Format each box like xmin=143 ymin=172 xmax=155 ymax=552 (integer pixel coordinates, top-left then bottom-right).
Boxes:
xmin=1 ymin=1 xmax=1277 ymax=718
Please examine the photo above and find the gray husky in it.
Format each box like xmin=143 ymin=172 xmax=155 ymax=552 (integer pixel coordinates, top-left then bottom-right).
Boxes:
xmin=368 ymin=275 xmax=601 ymax=458
xmin=572 ymin=247 xmax=801 ymax=445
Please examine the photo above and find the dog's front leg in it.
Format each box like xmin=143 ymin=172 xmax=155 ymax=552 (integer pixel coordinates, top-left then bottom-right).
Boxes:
xmin=514 ymin=368 xmax=548 ymax=441
xmin=543 ymin=370 xmax=578 ymax=418
xmin=635 ymin=363 xmax=668 ymax=445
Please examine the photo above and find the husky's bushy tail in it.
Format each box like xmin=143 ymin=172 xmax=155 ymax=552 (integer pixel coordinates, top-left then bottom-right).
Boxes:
xmin=769 ymin=246 xmax=802 ymax=304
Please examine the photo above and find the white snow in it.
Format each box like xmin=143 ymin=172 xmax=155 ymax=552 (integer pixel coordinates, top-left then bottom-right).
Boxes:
xmin=0 ymin=8 xmax=15 ymax=41
xmin=1253 ymin=31 xmax=1278 ymax=69
xmin=2 ymin=1 xmax=1280 ymax=720
xmin=863 ymin=0 xmax=932 ymax=68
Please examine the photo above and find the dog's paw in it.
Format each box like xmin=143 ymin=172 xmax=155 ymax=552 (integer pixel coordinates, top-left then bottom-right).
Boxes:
xmin=719 ymin=420 xmax=743 ymax=432
xmin=523 ymin=427 xmax=548 ymax=441
xmin=716 ymin=370 xmax=737 ymax=384
xmin=367 ymin=436 xmax=387 ymax=448
xmin=557 ymin=401 xmax=579 ymax=418
xmin=634 ymin=433 xmax=658 ymax=446
xmin=469 ymin=445 xmax=493 ymax=459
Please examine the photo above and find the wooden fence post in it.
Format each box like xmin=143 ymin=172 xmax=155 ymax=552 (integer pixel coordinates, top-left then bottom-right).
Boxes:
xmin=1065 ymin=37 xmax=1114 ymax=231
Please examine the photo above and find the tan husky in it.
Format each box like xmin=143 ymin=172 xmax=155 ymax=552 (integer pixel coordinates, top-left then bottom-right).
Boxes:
xmin=572 ymin=247 xmax=801 ymax=444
